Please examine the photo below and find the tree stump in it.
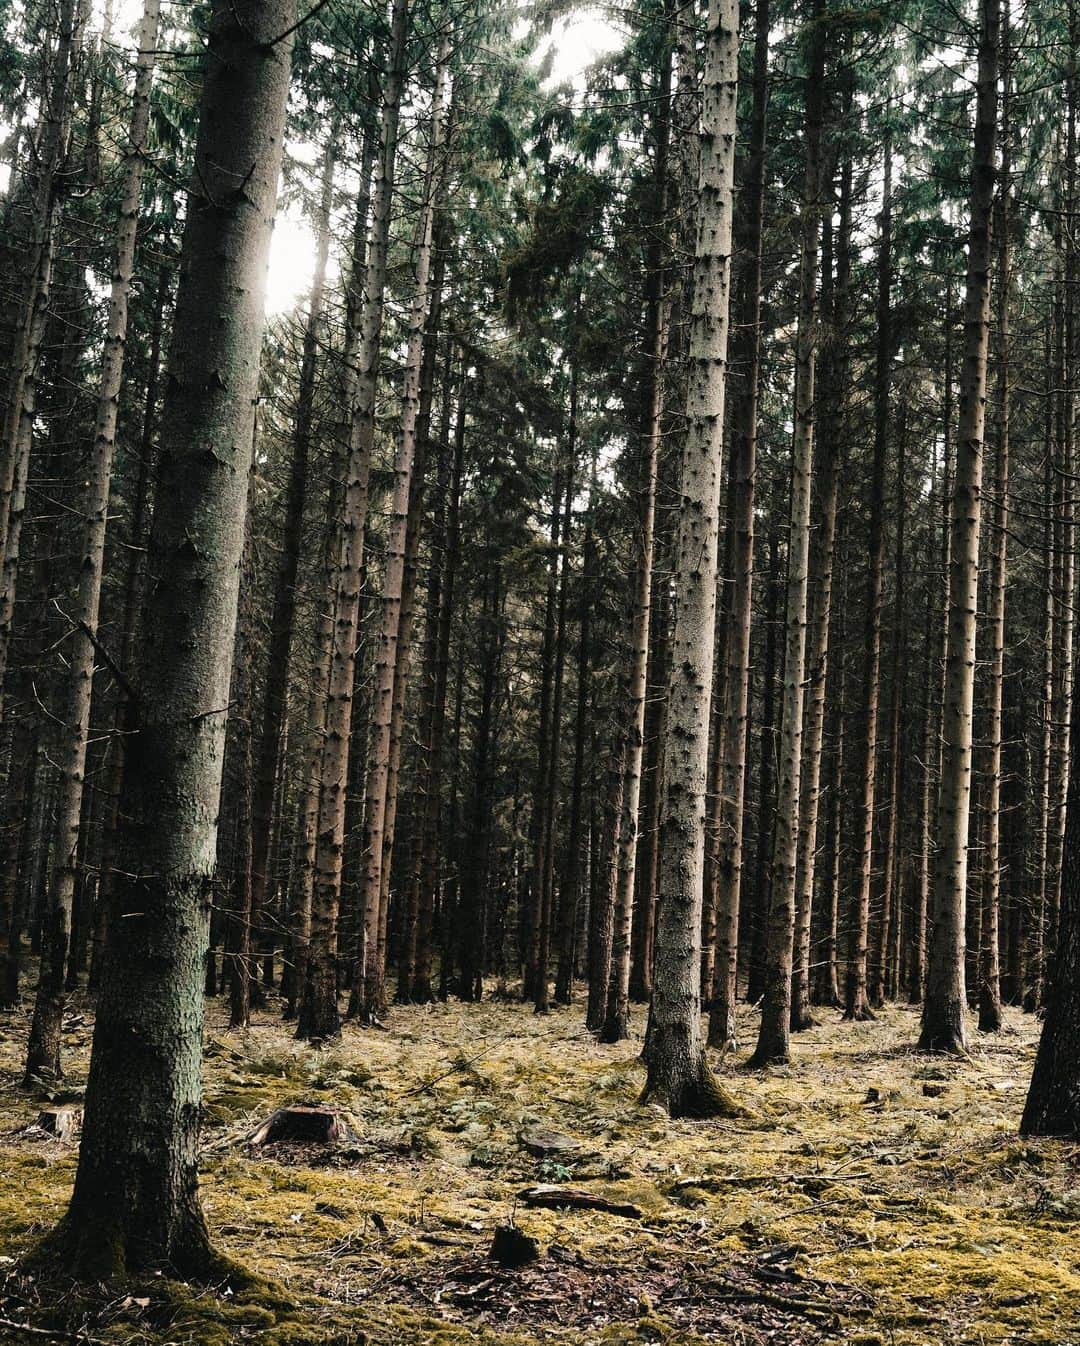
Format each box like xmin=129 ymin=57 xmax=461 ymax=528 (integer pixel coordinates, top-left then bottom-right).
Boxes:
xmin=248 ymin=1105 xmax=358 ymax=1146
xmin=490 ymin=1224 xmax=540 ymax=1267
xmin=36 ymin=1106 xmax=80 ymax=1142
xmin=520 ymin=1127 xmax=582 ymax=1159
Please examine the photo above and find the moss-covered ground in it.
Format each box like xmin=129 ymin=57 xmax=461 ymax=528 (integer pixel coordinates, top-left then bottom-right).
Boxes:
xmin=0 ymin=994 xmax=1077 ymax=1344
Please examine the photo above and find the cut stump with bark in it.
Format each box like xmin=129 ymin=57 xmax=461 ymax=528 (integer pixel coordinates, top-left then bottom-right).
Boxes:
xmin=248 ymin=1105 xmax=358 ymax=1146
xmin=35 ymin=1106 xmax=81 ymax=1142
xmin=520 ymin=1128 xmax=582 ymax=1159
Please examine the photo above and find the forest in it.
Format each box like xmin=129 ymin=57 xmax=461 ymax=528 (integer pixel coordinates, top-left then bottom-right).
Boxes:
xmin=0 ymin=0 xmax=1078 ymax=1339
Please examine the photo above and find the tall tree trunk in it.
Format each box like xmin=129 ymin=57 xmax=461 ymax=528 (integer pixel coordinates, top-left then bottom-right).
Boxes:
xmin=641 ymin=0 xmax=741 ymax=1118
xmin=602 ymin=21 xmax=672 ymax=1040
xmin=249 ymin=135 xmax=335 ymax=998
xmin=911 ymin=290 xmax=954 ymax=1003
xmin=979 ymin=2 xmax=1011 ymax=1033
xmin=749 ymin=4 xmax=825 ymax=1068
xmin=747 ymin=523 xmax=780 ymax=1004
xmin=920 ymin=0 xmax=999 ymax=1054
xmin=24 ymin=0 xmax=161 ymax=1083
xmin=353 ymin=44 xmax=450 ymax=1022
xmin=536 ymin=419 xmax=574 ymax=1014
xmin=91 ymin=262 xmax=170 ymax=994
xmin=57 ymin=0 xmax=292 ymax=1275
xmin=845 ymin=129 xmax=892 ymax=1022
xmin=790 ymin=135 xmax=842 ymax=1033
xmin=297 ymin=0 xmax=409 ymax=1041
xmin=411 ymin=377 xmax=465 ymax=1002
xmin=556 ymin=468 xmax=594 ymax=1006
xmin=705 ymin=0 xmax=769 ymax=1052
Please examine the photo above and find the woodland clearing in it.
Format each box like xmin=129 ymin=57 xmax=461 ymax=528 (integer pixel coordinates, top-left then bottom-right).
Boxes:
xmin=0 ymin=998 xmax=1076 ymax=1346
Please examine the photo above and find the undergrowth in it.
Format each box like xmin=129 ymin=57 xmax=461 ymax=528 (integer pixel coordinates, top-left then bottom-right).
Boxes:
xmin=0 ymin=994 xmax=1076 ymax=1344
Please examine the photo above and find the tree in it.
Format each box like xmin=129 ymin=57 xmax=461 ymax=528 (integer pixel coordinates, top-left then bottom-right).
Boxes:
xmin=51 ymin=0 xmax=293 ymax=1274
xmin=640 ymin=0 xmax=742 ymax=1118
xmin=749 ymin=0 xmax=825 ymax=1068
xmin=920 ymin=0 xmax=1000 ymax=1055
xmin=23 ymin=0 xmax=162 ymax=1085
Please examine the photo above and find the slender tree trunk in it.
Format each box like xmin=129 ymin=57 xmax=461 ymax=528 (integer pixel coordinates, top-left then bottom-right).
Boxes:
xmin=920 ymin=0 xmax=999 ymax=1054
xmin=747 ymin=523 xmax=781 ymax=1004
xmin=411 ymin=379 xmax=465 ymax=1002
xmin=979 ymin=4 xmax=1011 ymax=1033
xmin=297 ymin=0 xmax=409 ymax=1041
xmin=249 ymin=136 xmax=335 ymax=997
xmin=845 ymin=130 xmax=892 ymax=1022
xmin=705 ymin=0 xmax=769 ymax=1052
xmin=1030 ymin=332 xmax=1056 ymax=1012
xmin=353 ymin=45 xmax=450 ymax=1022
xmin=556 ymin=470 xmax=594 ymax=1006
xmin=57 ymin=0 xmax=292 ymax=1274
xmin=790 ymin=140 xmax=842 ymax=1033
xmin=91 ymin=262 xmax=169 ymax=994
xmin=911 ymin=294 xmax=953 ymax=1003
xmin=750 ymin=5 xmax=824 ymax=1068
xmin=24 ymin=0 xmax=161 ymax=1083
xmin=641 ymin=0 xmax=742 ymax=1118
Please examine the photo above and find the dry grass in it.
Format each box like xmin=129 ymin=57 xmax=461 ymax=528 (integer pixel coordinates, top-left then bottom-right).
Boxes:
xmin=0 ymin=991 xmax=1077 ymax=1345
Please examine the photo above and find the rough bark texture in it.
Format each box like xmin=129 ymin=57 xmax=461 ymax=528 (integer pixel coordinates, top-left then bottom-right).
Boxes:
xmin=845 ymin=132 xmax=892 ymax=1023
xmin=750 ymin=7 xmax=824 ymax=1068
xmin=920 ymin=0 xmax=999 ymax=1054
xmin=641 ymin=0 xmax=741 ymax=1118
xmin=706 ymin=0 xmax=768 ymax=1053
xmin=57 ymin=0 xmax=292 ymax=1275
xmin=298 ymin=0 xmax=408 ymax=1041
xmin=979 ymin=8 xmax=1010 ymax=1034
xmin=354 ymin=44 xmax=450 ymax=1021
xmin=24 ymin=0 xmax=161 ymax=1084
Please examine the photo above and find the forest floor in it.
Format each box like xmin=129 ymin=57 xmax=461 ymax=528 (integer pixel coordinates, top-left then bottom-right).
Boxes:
xmin=0 ymin=992 xmax=1077 ymax=1345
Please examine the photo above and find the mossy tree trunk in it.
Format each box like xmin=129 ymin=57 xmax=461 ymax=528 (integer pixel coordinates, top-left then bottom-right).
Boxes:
xmin=58 ymin=0 xmax=292 ymax=1275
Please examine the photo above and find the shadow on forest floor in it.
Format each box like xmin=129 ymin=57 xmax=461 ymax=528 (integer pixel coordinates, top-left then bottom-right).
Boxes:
xmin=0 ymin=989 xmax=1077 ymax=1344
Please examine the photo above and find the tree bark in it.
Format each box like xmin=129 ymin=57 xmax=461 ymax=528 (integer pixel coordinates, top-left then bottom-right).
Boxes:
xmin=845 ymin=129 xmax=892 ymax=1023
xmin=297 ymin=0 xmax=409 ymax=1040
xmin=353 ymin=42 xmax=450 ymax=1022
xmin=749 ymin=4 xmax=824 ymax=1068
xmin=24 ymin=0 xmax=161 ymax=1083
xmin=57 ymin=0 xmax=292 ymax=1275
xmin=979 ymin=2 xmax=1011 ymax=1034
xmin=641 ymin=0 xmax=741 ymax=1118
xmin=920 ymin=0 xmax=999 ymax=1054
xmin=705 ymin=0 xmax=769 ymax=1052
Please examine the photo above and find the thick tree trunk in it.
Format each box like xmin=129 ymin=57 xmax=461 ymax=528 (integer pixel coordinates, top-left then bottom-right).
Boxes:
xmin=641 ymin=0 xmax=741 ymax=1118
xmin=24 ymin=0 xmax=161 ymax=1084
xmin=920 ymin=0 xmax=999 ymax=1054
xmin=57 ymin=0 xmax=292 ymax=1276
xmin=749 ymin=6 xmax=824 ymax=1068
